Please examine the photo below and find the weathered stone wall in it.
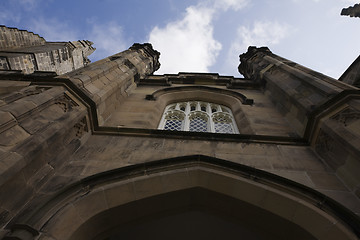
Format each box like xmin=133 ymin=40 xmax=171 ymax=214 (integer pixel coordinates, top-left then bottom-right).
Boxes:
xmin=313 ymin=99 xmax=360 ymax=198
xmin=339 ymin=55 xmax=360 ymax=88
xmin=66 ymin=134 xmax=359 ymax=209
xmin=104 ymin=83 xmax=299 ymax=137
xmin=0 ymin=26 xmax=46 ymax=50
xmin=0 ymin=42 xmax=95 ymax=75
xmin=239 ymin=46 xmax=357 ymax=136
xmin=62 ymin=43 xmax=160 ymax=125
xmin=239 ymin=46 xmax=360 ymax=209
xmin=0 ymin=52 xmax=37 ymax=73
xmin=70 ymin=40 xmax=94 ymax=69
xmin=0 ymin=26 xmax=95 ymax=75
xmin=0 ymin=80 xmax=90 ymax=232
xmin=0 ymin=40 xmax=359 ymax=239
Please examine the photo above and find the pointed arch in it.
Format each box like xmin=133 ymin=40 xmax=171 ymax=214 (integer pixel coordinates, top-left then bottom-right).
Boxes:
xmin=145 ymin=86 xmax=254 ymax=134
xmin=7 ymin=155 xmax=359 ymax=240
xmin=145 ymin=86 xmax=254 ymax=105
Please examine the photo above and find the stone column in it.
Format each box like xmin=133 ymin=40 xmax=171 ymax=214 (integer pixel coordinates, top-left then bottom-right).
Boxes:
xmin=61 ymin=43 xmax=160 ymax=125
xmin=239 ymin=46 xmax=360 ymax=201
xmin=238 ymin=46 xmax=356 ymax=136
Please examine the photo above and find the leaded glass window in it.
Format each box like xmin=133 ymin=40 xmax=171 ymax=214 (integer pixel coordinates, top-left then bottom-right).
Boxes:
xmin=158 ymin=101 xmax=239 ymax=134
xmin=213 ymin=113 xmax=234 ymax=133
xmin=163 ymin=110 xmax=184 ymax=131
xmin=189 ymin=113 xmax=209 ymax=132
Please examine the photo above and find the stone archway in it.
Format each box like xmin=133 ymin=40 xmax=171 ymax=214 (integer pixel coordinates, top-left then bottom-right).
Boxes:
xmin=69 ymin=187 xmax=317 ymax=240
xmin=26 ymin=156 xmax=358 ymax=240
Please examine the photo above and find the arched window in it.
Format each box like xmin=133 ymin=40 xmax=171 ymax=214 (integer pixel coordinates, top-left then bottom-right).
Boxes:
xmin=159 ymin=101 xmax=239 ymax=134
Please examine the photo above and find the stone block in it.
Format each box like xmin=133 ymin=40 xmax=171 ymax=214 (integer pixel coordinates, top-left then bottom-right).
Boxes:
xmin=37 ymin=234 xmax=57 ymax=240
xmin=307 ymin=172 xmax=347 ymax=191
xmin=267 ymin=170 xmax=315 ymax=188
xmin=160 ymin=169 xmax=191 ymax=193
xmin=318 ymin=221 xmax=358 ymax=240
xmin=42 ymin=204 xmax=83 ymax=240
xmin=1 ymin=100 xmax=37 ymax=119
xmin=0 ymin=149 xmax=25 ymax=185
xmin=336 ymin=154 xmax=360 ymax=191
xmin=103 ymin=181 xmax=136 ymax=209
xmin=20 ymin=114 xmax=51 ymax=135
xmin=292 ymin=201 xmax=337 ymax=239
xmin=0 ymin=125 xmax=30 ymax=147
xmin=27 ymin=91 xmax=54 ymax=107
xmin=0 ymin=110 xmax=16 ymax=130
xmin=260 ymin=188 xmax=299 ymax=220
xmin=73 ymin=189 xmax=108 ymax=221
xmin=84 ymin=83 xmax=100 ymax=95
xmin=25 ymin=163 xmax=54 ymax=189
xmin=38 ymin=174 xmax=77 ymax=195
xmin=133 ymin=174 xmax=164 ymax=200
xmin=214 ymin=153 xmax=272 ymax=170
xmin=0 ymin=171 xmax=34 ymax=212
xmin=277 ymin=145 xmax=326 ymax=171
xmin=319 ymin=189 xmax=360 ymax=215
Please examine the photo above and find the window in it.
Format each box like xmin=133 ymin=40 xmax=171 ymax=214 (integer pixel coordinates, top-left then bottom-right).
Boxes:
xmin=159 ymin=101 xmax=239 ymax=134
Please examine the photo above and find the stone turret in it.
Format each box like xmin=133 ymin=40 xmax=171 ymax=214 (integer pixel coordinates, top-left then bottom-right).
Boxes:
xmin=239 ymin=46 xmax=357 ymax=136
xmin=0 ymin=42 xmax=159 ymax=238
xmin=341 ymin=3 xmax=360 ymax=18
xmin=239 ymin=46 xmax=360 ymax=201
xmin=62 ymin=43 xmax=160 ymax=125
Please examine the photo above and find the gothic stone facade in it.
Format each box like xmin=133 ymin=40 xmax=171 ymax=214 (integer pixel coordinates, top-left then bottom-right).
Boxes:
xmin=0 ymin=27 xmax=360 ymax=240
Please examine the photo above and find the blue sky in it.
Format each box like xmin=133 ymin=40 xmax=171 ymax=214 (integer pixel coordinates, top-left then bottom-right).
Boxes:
xmin=1 ymin=0 xmax=359 ymax=78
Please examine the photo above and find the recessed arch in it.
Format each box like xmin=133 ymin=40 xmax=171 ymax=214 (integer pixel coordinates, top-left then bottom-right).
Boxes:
xmin=146 ymin=86 xmax=254 ymax=134
xmin=9 ymin=155 xmax=360 ymax=240
xmin=145 ymin=86 xmax=254 ymax=105
xmin=72 ymin=188 xmax=317 ymax=240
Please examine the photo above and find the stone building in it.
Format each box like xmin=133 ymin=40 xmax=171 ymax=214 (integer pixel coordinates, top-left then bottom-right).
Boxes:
xmin=0 ymin=26 xmax=95 ymax=75
xmin=341 ymin=3 xmax=360 ymax=18
xmin=0 ymin=26 xmax=359 ymax=240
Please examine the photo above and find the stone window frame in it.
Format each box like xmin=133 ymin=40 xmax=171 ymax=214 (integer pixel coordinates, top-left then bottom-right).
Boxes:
xmin=158 ymin=101 xmax=239 ymax=134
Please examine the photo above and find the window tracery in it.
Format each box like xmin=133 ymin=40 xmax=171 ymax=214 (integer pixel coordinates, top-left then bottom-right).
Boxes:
xmin=159 ymin=101 xmax=239 ymax=134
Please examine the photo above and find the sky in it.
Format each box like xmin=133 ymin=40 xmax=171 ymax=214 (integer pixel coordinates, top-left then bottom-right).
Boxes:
xmin=1 ymin=0 xmax=359 ymax=79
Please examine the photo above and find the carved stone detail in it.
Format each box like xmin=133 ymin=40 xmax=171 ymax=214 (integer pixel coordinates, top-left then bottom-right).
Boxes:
xmin=2 ymin=86 xmax=51 ymax=103
xmin=63 ymin=117 xmax=88 ymax=146
xmin=74 ymin=117 xmax=88 ymax=138
xmin=55 ymin=94 xmax=78 ymax=112
xmin=331 ymin=107 xmax=360 ymax=127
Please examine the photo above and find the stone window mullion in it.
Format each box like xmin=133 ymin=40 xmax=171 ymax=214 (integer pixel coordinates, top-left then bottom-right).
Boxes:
xmin=159 ymin=101 xmax=238 ymax=134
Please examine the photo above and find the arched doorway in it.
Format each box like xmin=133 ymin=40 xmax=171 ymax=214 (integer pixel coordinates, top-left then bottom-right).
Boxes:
xmin=12 ymin=156 xmax=359 ymax=240
xmin=72 ymin=187 xmax=316 ymax=240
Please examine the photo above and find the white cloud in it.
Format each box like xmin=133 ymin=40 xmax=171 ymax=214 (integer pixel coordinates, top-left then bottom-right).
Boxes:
xmin=29 ymin=18 xmax=78 ymax=41
xmin=224 ymin=21 xmax=291 ymax=75
xmin=148 ymin=0 xmax=249 ymax=74
xmin=340 ymin=0 xmax=359 ymax=3
xmin=212 ymin=0 xmax=249 ymax=11
xmin=292 ymin=0 xmax=321 ymax=2
xmin=149 ymin=6 xmax=221 ymax=74
xmin=0 ymin=9 xmax=21 ymax=23
xmin=89 ymin=21 xmax=128 ymax=60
